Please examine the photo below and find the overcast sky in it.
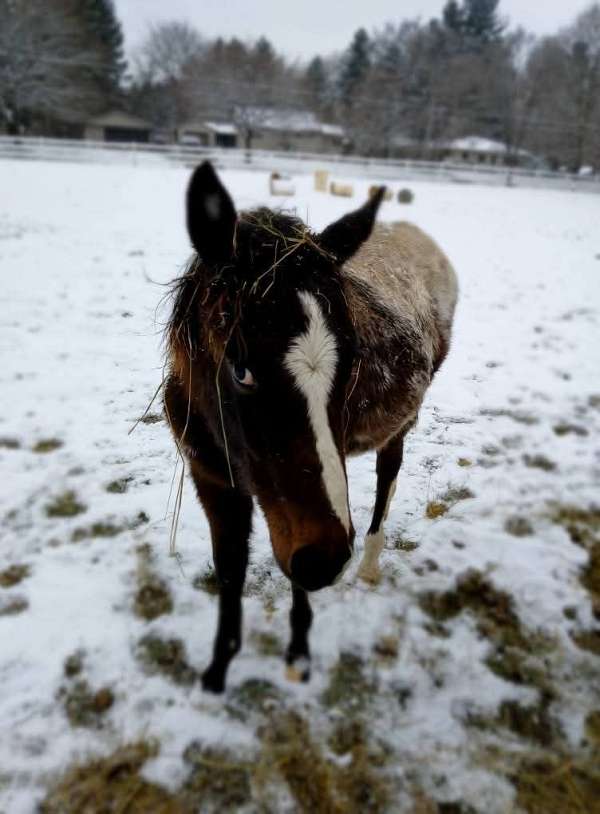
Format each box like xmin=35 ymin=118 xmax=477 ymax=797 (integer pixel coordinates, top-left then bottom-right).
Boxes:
xmin=114 ymin=0 xmax=591 ymax=61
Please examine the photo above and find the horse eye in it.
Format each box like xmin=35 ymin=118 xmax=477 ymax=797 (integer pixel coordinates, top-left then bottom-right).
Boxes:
xmin=233 ymin=364 xmax=256 ymax=389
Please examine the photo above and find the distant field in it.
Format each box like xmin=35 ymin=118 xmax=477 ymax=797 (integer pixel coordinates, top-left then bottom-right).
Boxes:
xmin=1 ymin=159 xmax=599 ymax=813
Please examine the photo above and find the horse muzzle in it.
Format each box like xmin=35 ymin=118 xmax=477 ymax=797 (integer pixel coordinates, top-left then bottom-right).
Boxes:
xmin=290 ymin=540 xmax=353 ymax=592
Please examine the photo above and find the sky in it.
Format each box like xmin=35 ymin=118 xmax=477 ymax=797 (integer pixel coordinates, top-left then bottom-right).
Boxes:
xmin=114 ymin=0 xmax=592 ymax=62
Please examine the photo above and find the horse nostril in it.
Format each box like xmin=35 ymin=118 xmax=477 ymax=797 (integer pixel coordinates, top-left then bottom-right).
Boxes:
xmin=290 ymin=544 xmax=351 ymax=592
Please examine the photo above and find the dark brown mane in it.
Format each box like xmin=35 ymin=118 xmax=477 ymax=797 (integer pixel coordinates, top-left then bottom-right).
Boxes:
xmin=165 ymin=206 xmax=334 ymax=377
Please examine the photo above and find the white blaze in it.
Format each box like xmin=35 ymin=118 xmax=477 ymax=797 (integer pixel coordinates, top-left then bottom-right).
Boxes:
xmin=284 ymin=291 xmax=350 ymax=533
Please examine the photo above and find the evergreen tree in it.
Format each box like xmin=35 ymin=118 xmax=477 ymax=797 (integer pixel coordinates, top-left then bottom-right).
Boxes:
xmin=76 ymin=0 xmax=126 ymax=99
xmin=443 ymin=1 xmax=466 ymax=34
xmin=442 ymin=0 xmax=504 ymax=49
xmin=463 ymin=0 xmax=505 ymax=43
xmin=338 ymin=28 xmax=371 ymax=108
xmin=304 ymin=56 xmax=327 ymax=110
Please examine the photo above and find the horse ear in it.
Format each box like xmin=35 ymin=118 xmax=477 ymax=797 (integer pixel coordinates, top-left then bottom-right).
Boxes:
xmin=186 ymin=162 xmax=237 ymax=265
xmin=318 ymin=187 xmax=386 ymax=264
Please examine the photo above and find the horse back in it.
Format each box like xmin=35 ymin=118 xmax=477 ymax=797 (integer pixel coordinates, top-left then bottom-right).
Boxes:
xmin=342 ymin=222 xmax=458 ymax=452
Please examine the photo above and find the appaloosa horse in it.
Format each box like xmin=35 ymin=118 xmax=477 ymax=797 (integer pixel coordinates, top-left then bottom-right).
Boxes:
xmin=164 ymin=162 xmax=458 ymax=692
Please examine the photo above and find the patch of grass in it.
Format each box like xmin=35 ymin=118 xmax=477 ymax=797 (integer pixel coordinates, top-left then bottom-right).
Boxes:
xmin=136 ymin=634 xmax=197 ymax=685
xmin=250 ymin=630 xmax=283 ymax=657
xmin=373 ymin=635 xmax=399 ymax=662
xmin=0 ymin=437 xmax=20 ymax=449
xmin=523 ymin=454 xmax=557 ymax=472
xmin=105 ymin=476 xmax=132 ymax=493
xmin=0 ymin=596 xmax=28 ymax=616
xmin=134 ymin=575 xmax=173 ymax=620
xmin=140 ymin=412 xmax=163 ymax=424
xmin=511 ymin=755 xmax=600 ymax=814
xmin=497 ymin=697 xmax=558 ymax=745
xmin=0 ymin=563 xmax=30 ymax=588
xmin=226 ymin=678 xmax=283 ymax=722
xmin=192 ymin=568 xmax=219 ymax=595
xmin=259 ymin=711 xmax=390 ymax=813
xmin=505 ymin=515 xmax=534 ymax=537
xmin=32 ymin=438 xmax=63 ymax=453
xmin=551 ymin=504 xmax=600 ymax=619
xmin=45 ymin=491 xmax=86 ymax=518
xmin=585 ymin=710 xmax=600 ymax=745
xmin=71 ymin=512 xmax=147 ymax=542
xmin=72 ymin=521 xmax=123 ymax=541
xmin=480 ymin=408 xmax=539 ymax=425
xmin=181 ymin=742 xmax=252 ymax=812
xmin=553 ymin=422 xmax=588 ymax=437
xmin=419 ymin=570 xmax=527 ymax=650
xmin=426 ymin=501 xmax=449 ymax=519
xmin=390 ymin=532 xmax=419 ymax=552
xmin=425 ymin=486 xmax=474 ymax=519
xmin=457 ymin=457 xmax=473 ymax=467
xmin=485 ymin=644 xmax=554 ymax=695
xmin=321 ymin=652 xmax=376 ymax=712
xmin=58 ymin=680 xmax=114 ymax=728
xmin=571 ymin=629 xmax=600 ymax=655
xmin=39 ymin=742 xmax=185 ymax=814
xmin=441 ymin=486 xmax=475 ymax=503
xmin=551 ymin=504 xmax=600 ymax=547
xmin=64 ymin=651 xmax=84 ymax=677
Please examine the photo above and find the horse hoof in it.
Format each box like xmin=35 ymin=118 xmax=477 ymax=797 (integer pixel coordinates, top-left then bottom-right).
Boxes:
xmin=285 ymin=657 xmax=311 ymax=683
xmin=201 ymin=666 xmax=225 ymax=694
xmin=357 ymin=565 xmax=381 ymax=584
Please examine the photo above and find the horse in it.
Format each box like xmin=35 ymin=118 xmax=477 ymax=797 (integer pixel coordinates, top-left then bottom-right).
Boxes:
xmin=164 ymin=162 xmax=458 ymax=692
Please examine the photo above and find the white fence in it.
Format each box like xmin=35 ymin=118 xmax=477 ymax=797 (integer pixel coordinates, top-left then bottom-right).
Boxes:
xmin=1 ymin=135 xmax=599 ymax=193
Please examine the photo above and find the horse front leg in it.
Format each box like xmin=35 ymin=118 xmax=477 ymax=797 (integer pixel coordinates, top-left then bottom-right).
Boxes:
xmin=285 ymin=584 xmax=313 ymax=682
xmin=191 ymin=465 xmax=253 ymax=693
xmin=357 ymin=426 xmax=411 ymax=584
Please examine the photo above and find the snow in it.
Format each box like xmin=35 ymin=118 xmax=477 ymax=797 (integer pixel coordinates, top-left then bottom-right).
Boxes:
xmin=204 ymin=121 xmax=239 ymax=136
xmin=449 ymin=136 xmax=510 ymax=153
xmin=1 ymin=158 xmax=599 ymax=811
xmin=234 ymin=105 xmax=342 ymax=136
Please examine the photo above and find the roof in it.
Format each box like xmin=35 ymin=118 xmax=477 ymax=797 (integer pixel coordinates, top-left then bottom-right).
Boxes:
xmin=448 ymin=136 xmax=509 ymax=154
xmin=86 ymin=111 xmax=152 ymax=130
xmin=204 ymin=122 xmax=238 ymax=135
xmin=446 ymin=135 xmax=533 ymax=158
xmin=233 ymin=106 xmax=344 ymax=137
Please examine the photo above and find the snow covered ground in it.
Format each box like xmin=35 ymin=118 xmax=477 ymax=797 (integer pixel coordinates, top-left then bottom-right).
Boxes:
xmin=0 ymin=159 xmax=599 ymax=812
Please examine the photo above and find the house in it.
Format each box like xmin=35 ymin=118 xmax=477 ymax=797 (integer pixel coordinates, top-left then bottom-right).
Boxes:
xmin=233 ymin=107 xmax=346 ymax=154
xmin=83 ymin=111 xmax=153 ymax=143
xmin=441 ymin=136 xmax=534 ymax=168
xmin=176 ymin=121 xmax=238 ymax=148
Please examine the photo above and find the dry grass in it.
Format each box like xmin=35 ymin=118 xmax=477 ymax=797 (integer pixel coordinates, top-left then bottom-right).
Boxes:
xmin=419 ymin=570 xmax=525 ymax=645
xmin=426 ymin=501 xmax=449 ymax=519
xmin=0 ymin=563 xmax=30 ymax=587
xmin=512 ymin=755 xmax=600 ymax=814
xmin=58 ymin=680 xmax=114 ymax=728
xmin=32 ymin=438 xmax=63 ymax=453
xmin=0 ymin=596 xmax=28 ymax=616
xmin=133 ymin=543 xmax=173 ymax=620
xmin=256 ymin=712 xmax=391 ymax=814
xmin=72 ymin=511 xmax=148 ymax=543
xmin=136 ymin=635 xmax=197 ymax=686
xmin=45 ymin=491 xmax=87 ymax=518
xmin=39 ymin=742 xmax=186 ymax=814
xmin=0 ymin=436 xmax=20 ymax=449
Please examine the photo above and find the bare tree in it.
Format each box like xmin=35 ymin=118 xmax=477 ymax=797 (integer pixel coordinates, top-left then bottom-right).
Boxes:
xmin=0 ymin=0 xmax=104 ymax=132
xmin=133 ymin=21 xmax=204 ymax=84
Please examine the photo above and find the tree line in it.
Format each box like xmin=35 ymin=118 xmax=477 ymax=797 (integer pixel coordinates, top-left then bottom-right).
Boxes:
xmin=1 ymin=0 xmax=599 ymax=170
